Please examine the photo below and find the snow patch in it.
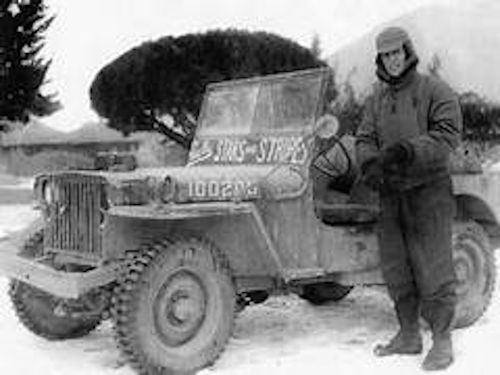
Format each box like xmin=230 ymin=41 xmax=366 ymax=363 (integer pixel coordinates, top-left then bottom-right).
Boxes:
xmin=0 ymin=204 xmax=498 ymax=375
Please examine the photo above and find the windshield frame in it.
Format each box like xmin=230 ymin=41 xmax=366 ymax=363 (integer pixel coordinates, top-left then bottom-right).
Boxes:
xmin=195 ymin=68 xmax=331 ymax=139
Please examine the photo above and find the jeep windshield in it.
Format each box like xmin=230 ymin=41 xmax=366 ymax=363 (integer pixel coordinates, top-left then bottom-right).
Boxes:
xmin=196 ymin=68 xmax=328 ymax=137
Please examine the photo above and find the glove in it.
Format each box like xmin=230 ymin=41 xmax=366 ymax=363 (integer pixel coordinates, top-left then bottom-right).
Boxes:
xmin=380 ymin=141 xmax=414 ymax=173
xmin=360 ymin=157 xmax=385 ymax=191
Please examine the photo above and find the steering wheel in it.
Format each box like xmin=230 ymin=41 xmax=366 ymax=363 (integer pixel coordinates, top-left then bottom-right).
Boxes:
xmin=311 ymin=135 xmax=353 ymax=179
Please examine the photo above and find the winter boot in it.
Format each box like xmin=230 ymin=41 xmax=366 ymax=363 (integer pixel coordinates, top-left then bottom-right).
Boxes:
xmin=375 ymin=292 xmax=422 ymax=357
xmin=421 ymin=293 xmax=456 ymax=371
xmin=422 ymin=333 xmax=453 ymax=371
xmin=374 ymin=328 xmax=423 ymax=356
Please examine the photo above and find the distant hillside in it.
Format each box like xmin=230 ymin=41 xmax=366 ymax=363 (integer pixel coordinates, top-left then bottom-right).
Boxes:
xmin=64 ymin=121 xmax=131 ymax=144
xmin=0 ymin=119 xmax=67 ymax=146
xmin=0 ymin=120 xmax=137 ymax=146
xmin=330 ymin=0 xmax=500 ymax=101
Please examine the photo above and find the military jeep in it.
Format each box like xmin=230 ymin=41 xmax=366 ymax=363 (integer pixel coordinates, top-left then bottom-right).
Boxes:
xmin=0 ymin=68 xmax=497 ymax=374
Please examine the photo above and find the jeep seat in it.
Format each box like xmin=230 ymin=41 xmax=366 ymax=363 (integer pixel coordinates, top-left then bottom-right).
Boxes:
xmin=313 ymin=169 xmax=380 ymax=225
xmin=317 ymin=202 xmax=380 ymax=225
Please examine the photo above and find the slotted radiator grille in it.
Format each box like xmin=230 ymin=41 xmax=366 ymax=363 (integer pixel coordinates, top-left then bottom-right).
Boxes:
xmin=44 ymin=174 xmax=106 ymax=259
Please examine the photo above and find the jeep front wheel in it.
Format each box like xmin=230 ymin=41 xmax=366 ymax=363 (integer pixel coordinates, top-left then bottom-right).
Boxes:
xmin=112 ymin=237 xmax=236 ymax=374
xmin=9 ymin=232 xmax=103 ymax=340
xmin=453 ymin=221 xmax=496 ymax=329
xmin=9 ymin=281 xmax=104 ymax=340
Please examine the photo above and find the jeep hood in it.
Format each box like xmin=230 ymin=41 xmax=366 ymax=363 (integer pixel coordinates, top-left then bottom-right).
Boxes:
xmin=103 ymin=164 xmax=308 ymax=204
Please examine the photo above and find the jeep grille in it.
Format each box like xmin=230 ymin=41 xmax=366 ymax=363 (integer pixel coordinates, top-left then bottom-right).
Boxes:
xmin=43 ymin=174 xmax=107 ymax=260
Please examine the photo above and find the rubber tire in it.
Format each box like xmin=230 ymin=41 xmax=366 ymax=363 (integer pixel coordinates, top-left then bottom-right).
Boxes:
xmin=452 ymin=221 xmax=496 ymax=329
xmin=299 ymin=282 xmax=354 ymax=305
xmin=8 ymin=232 xmax=101 ymax=340
xmin=9 ymin=281 xmax=103 ymax=340
xmin=112 ymin=237 xmax=236 ymax=374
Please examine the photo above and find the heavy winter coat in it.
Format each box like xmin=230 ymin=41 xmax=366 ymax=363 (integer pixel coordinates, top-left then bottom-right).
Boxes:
xmin=356 ymin=53 xmax=462 ymax=190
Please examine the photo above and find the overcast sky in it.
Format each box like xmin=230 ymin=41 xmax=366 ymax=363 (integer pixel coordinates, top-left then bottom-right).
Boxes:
xmin=43 ymin=0 xmax=452 ymax=131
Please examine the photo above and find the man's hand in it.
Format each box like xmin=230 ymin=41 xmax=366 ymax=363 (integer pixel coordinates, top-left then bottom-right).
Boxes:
xmin=360 ymin=141 xmax=414 ymax=191
xmin=380 ymin=141 xmax=414 ymax=173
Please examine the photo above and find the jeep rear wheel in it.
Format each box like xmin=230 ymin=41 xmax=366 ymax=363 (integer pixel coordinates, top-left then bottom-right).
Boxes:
xmin=453 ymin=221 xmax=496 ymax=329
xmin=112 ymin=237 xmax=236 ymax=374
xmin=299 ymin=282 xmax=353 ymax=305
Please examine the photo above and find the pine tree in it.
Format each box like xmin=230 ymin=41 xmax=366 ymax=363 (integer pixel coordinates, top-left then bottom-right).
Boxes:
xmin=90 ymin=29 xmax=330 ymax=148
xmin=426 ymin=53 xmax=500 ymax=143
xmin=0 ymin=0 xmax=59 ymax=127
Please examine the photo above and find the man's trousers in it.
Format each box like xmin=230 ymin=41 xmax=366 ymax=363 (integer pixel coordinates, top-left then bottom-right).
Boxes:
xmin=379 ymin=177 xmax=457 ymax=336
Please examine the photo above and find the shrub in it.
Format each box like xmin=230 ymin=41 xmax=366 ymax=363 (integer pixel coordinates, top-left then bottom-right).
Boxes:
xmin=134 ymin=134 xmax=188 ymax=167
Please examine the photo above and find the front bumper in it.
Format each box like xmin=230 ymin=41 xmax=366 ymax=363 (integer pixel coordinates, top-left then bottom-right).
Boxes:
xmin=0 ymin=238 xmax=119 ymax=299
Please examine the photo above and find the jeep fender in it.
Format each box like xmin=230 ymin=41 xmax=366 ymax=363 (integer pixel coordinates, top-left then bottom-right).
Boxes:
xmin=105 ymin=202 xmax=285 ymax=283
xmin=453 ymin=173 xmax=500 ymax=247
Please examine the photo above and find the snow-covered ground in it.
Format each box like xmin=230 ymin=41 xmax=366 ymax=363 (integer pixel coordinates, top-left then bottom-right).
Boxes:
xmin=0 ymin=203 xmax=499 ymax=375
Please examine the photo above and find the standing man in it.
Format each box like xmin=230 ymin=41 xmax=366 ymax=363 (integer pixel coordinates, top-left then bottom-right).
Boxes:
xmin=355 ymin=26 xmax=462 ymax=371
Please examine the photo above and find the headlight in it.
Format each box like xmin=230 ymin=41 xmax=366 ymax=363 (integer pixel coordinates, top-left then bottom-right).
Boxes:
xmin=41 ymin=180 xmax=58 ymax=204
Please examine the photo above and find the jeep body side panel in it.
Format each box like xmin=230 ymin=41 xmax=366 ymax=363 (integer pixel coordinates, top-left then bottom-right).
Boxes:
xmin=316 ymin=223 xmax=381 ymax=272
xmin=257 ymin=184 xmax=381 ymax=278
xmin=256 ymin=194 xmax=319 ymax=271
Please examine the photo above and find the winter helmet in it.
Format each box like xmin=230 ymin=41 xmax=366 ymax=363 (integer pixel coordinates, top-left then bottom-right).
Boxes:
xmin=376 ymin=27 xmax=411 ymax=54
xmin=375 ymin=26 xmax=419 ymax=84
